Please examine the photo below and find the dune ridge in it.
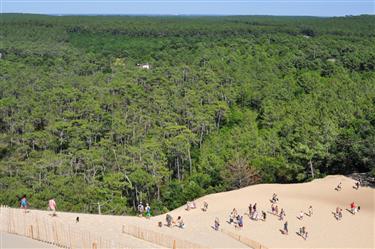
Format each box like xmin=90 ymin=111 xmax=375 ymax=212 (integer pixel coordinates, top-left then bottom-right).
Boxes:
xmin=1 ymin=175 xmax=374 ymax=249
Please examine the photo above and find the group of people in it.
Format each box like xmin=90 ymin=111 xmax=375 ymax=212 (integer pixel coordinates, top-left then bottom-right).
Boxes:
xmin=227 ymin=208 xmax=244 ymax=228
xmin=248 ymin=203 xmax=261 ymax=220
xmin=186 ymin=200 xmax=209 ymax=212
xmin=17 ymin=195 xmax=57 ymax=216
xmin=333 ymin=181 xmax=362 ymax=221
xmin=298 ymin=226 xmax=308 ymax=240
xmin=165 ymin=214 xmax=185 ymax=228
xmin=137 ymin=202 xmax=151 ymax=218
xmin=186 ymin=201 xmax=196 ymax=211
xmin=222 ymin=193 xmax=316 ymax=241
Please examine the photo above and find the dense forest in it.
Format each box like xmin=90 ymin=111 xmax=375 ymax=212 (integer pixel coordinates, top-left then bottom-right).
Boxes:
xmin=0 ymin=14 xmax=374 ymax=215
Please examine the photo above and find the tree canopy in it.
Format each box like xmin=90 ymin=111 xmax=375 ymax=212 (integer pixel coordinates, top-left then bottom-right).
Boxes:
xmin=0 ymin=14 xmax=374 ymax=214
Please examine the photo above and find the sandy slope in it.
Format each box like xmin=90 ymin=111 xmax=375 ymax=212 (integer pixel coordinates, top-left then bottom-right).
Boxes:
xmin=2 ymin=175 xmax=374 ymax=249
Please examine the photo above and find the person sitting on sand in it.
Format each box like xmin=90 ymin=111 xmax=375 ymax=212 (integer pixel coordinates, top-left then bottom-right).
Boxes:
xmin=308 ymin=205 xmax=313 ymax=217
xmin=191 ymin=201 xmax=196 ymax=209
xmin=176 ymin=216 xmax=185 ymax=228
xmin=238 ymin=215 xmax=244 ymax=227
xmin=186 ymin=201 xmax=191 ymax=211
xmin=186 ymin=201 xmax=196 ymax=211
xmin=202 ymin=201 xmax=208 ymax=212
xmin=166 ymin=214 xmax=173 ymax=227
xmin=214 ymin=217 xmax=220 ymax=231
xmin=336 ymin=182 xmax=342 ymax=191
xmin=298 ymin=210 xmax=304 ymax=220
xmin=283 ymin=221 xmax=288 ymax=235
xmin=235 ymin=215 xmax=243 ymax=229
xmin=229 ymin=208 xmax=238 ymax=222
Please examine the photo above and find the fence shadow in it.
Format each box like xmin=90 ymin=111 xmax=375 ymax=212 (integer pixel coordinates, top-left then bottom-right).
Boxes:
xmin=220 ymin=228 xmax=269 ymax=249
xmin=122 ymin=223 xmax=209 ymax=249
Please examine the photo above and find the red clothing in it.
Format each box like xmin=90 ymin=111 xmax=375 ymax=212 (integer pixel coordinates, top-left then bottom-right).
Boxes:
xmin=350 ymin=202 xmax=355 ymax=209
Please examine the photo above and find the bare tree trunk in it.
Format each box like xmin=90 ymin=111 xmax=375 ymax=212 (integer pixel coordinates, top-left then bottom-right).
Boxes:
xmin=176 ymin=158 xmax=180 ymax=181
xmin=309 ymin=159 xmax=315 ymax=178
xmin=188 ymin=147 xmax=192 ymax=175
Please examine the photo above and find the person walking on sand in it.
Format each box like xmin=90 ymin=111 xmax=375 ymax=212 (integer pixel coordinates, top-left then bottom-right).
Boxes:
xmin=48 ymin=198 xmax=57 ymax=216
xmin=253 ymin=203 xmax=257 ymax=213
xmin=299 ymin=226 xmax=306 ymax=238
xmin=350 ymin=202 xmax=357 ymax=214
xmin=202 ymin=201 xmax=208 ymax=211
xmin=298 ymin=210 xmax=304 ymax=220
xmin=262 ymin=211 xmax=266 ymax=221
xmin=214 ymin=217 xmax=220 ymax=231
xmin=304 ymin=230 xmax=308 ymax=240
xmin=354 ymin=181 xmax=360 ymax=190
xmin=279 ymin=208 xmax=286 ymax=221
xmin=336 ymin=182 xmax=342 ymax=191
xmin=283 ymin=221 xmax=288 ymax=235
xmin=272 ymin=193 xmax=279 ymax=203
xmin=308 ymin=205 xmax=313 ymax=217
xmin=335 ymin=207 xmax=342 ymax=220
xmin=249 ymin=204 xmax=253 ymax=216
xmin=271 ymin=203 xmax=275 ymax=214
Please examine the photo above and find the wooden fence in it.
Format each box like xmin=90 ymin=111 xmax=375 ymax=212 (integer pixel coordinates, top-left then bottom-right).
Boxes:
xmin=220 ymin=228 xmax=268 ymax=249
xmin=122 ymin=224 xmax=208 ymax=249
xmin=0 ymin=205 xmax=130 ymax=249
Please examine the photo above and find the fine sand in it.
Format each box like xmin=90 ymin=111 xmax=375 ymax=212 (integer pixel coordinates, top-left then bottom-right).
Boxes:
xmin=0 ymin=232 xmax=57 ymax=248
xmin=1 ymin=175 xmax=374 ymax=248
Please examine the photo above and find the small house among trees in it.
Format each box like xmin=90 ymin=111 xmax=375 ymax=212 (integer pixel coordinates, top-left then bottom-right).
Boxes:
xmin=137 ymin=63 xmax=151 ymax=69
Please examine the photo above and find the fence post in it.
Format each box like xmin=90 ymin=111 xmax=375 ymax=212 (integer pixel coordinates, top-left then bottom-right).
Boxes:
xmin=172 ymin=240 xmax=176 ymax=249
xmin=92 ymin=241 xmax=97 ymax=249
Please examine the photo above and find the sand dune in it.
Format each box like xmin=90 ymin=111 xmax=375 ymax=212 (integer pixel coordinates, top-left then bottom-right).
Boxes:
xmin=1 ymin=175 xmax=374 ymax=248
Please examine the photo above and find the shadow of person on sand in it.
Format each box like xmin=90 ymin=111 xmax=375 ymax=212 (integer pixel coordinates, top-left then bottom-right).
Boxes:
xmin=345 ymin=208 xmax=355 ymax=214
xmin=267 ymin=211 xmax=278 ymax=216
